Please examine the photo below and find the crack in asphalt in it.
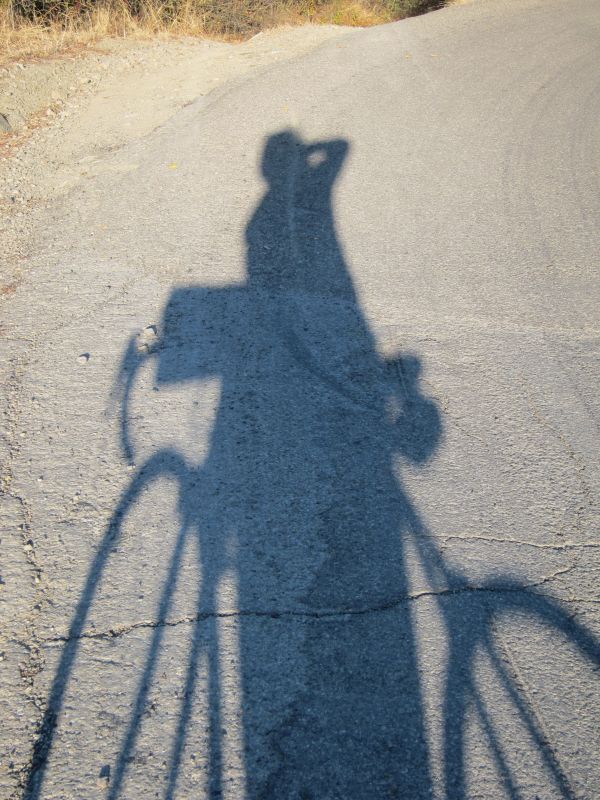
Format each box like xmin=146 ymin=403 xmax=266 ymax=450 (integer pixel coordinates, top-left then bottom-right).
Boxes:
xmin=45 ymin=570 xmax=579 ymax=644
xmin=442 ymin=534 xmax=600 ymax=550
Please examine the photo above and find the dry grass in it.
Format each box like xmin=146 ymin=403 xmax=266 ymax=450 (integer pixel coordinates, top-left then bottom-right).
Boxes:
xmin=0 ymin=0 xmax=444 ymax=65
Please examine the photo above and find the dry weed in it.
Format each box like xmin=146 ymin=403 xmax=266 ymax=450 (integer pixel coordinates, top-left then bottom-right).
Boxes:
xmin=0 ymin=0 xmax=444 ymax=64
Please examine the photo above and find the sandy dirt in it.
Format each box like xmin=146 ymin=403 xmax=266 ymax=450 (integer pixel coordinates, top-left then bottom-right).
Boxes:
xmin=0 ymin=25 xmax=352 ymax=289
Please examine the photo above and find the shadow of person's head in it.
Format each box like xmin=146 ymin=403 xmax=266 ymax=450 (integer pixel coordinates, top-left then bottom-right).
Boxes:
xmin=260 ymin=129 xmax=349 ymax=190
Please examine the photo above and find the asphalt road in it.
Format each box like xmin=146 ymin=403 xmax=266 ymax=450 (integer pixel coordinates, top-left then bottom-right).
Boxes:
xmin=2 ymin=0 xmax=600 ymax=798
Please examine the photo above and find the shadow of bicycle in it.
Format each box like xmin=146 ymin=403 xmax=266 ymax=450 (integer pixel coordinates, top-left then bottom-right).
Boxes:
xmin=24 ymin=131 xmax=599 ymax=800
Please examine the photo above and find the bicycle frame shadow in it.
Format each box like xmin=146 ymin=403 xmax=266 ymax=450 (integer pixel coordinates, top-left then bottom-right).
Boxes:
xmin=24 ymin=131 xmax=600 ymax=800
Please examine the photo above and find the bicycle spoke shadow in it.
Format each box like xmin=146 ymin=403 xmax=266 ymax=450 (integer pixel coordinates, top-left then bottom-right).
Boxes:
xmin=24 ymin=131 xmax=600 ymax=800
xmin=406 ymin=509 xmax=600 ymax=800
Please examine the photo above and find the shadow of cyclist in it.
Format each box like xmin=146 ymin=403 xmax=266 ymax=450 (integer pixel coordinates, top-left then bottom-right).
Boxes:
xmin=153 ymin=130 xmax=440 ymax=798
xmin=25 ymin=130 xmax=439 ymax=799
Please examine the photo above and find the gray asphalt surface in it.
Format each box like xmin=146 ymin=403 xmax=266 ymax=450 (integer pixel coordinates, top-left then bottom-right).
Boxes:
xmin=2 ymin=0 xmax=600 ymax=798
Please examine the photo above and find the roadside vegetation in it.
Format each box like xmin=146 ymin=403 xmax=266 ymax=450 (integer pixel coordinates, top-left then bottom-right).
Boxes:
xmin=1 ymin=0 xmax=445 ymax=63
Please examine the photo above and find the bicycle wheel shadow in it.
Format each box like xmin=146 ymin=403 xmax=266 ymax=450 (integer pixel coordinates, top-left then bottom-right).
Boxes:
xmin=442 ymin=582 xmax=600 ymax=800
xmin=24 ymin=131 xmax=600 ymax=800
xmin=406 ymin=508 xmax=600 ymax=800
